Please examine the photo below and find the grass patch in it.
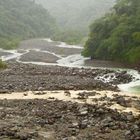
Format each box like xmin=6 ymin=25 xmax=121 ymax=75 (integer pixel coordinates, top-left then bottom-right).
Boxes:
xmin=0 ymin=37 xmax=20 ymax=50
xmin=0 ymin=59 xmax=7 ymax=69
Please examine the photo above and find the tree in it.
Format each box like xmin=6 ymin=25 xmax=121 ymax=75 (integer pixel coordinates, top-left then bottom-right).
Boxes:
xmin=0 ymin=0 xmax=57 ymax=49
xmin=82 ymin=0 xmax=140 ymax=65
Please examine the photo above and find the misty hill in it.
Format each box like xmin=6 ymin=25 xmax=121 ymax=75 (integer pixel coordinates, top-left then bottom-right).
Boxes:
xmin=36 ymin=0 xmax=116 ymax=44
xmin=0 ymin=0 xmax=57 ymax=49
xmin=36 ymin=0 xmax=116 ymax=31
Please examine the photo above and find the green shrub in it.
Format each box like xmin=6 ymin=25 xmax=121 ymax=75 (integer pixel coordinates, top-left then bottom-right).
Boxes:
xmin=82 ymin=0 xmax=140 ymax=64
xmin=0 ymin=59 xmax=7 ymax=69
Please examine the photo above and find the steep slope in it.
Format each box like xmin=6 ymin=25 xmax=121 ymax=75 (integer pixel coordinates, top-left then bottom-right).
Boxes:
xmin=0 ymin=0 xmax=57 ymax=49
xmin=82 ymin=0 xmax=140 ymax=65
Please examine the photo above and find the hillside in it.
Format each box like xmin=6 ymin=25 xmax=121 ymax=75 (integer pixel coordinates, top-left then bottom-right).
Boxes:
xmin=82 ymin=0 xmax=140 ymax=65
xmin=37 ymin=0 xmax=115 ymax=31
xmin=0 ymin=0 xmax=57 ymax=49
xmin=36 ymin=0 xmax=116 ymax=44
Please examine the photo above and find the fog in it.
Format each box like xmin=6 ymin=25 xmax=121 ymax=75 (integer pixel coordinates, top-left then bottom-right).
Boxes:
xmin=36 ymin=0 xmax=116 ymax=30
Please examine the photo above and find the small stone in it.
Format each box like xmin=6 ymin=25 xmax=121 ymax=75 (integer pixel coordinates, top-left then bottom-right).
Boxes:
xmin=78 ymin=107 xmax=88 ymax=116
xmin=79 ymin=120 xmax=88 ymax=129
xmin=133 ymin=125 xmax=139 ymax=130
xmin=71 ymin=128 xmax=77 ymax=136
xmin=48 ymin=97 xmax=55 ymax=100
xmin=127 ymin=115 xmax=134 ymax=121
xmin=125 ymin=130 xmax=131 ymax=136
xmin=64 ymin=90 xmax=71 ymax=96
xmin=72 ymin=122 xmax=79 ymax=128
xmin=23 ymin=93 xmax=28 ymax=96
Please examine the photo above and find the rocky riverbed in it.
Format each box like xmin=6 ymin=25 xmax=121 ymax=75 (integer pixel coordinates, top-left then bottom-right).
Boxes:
xmin=0 ymin=38 xmax=139 ymax=140
xmin=0 ymin=61 xmax=139 ymax=140
xmin=0 ymin=62 xmax=133 ymax=93
xmin=0 ymin=90 xmax=140 ymax=140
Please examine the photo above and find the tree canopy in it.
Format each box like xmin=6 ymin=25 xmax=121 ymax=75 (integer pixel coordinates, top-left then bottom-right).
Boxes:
xmin=0 ymin=0 xmax=57 ymax=49
xmin=82 ymin=0 xmax=140 ymax=65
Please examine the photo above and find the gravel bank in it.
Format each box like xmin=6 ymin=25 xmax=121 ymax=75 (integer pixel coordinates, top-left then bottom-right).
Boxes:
xmin=0 ymin=62 xmax=133 ymax=93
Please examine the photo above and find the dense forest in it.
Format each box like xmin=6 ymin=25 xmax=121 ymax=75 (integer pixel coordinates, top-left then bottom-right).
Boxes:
xmin=82 ymin=0 xmax=140 ymax=65
xmin=0 ymin=0 xmax=57 ymax=49
xmin=37 ymin=0 xmax=115 ymax=44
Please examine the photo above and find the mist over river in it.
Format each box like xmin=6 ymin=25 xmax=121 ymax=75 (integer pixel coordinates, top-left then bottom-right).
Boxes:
xmin=0 ymin=38 xmax=140 ymax=94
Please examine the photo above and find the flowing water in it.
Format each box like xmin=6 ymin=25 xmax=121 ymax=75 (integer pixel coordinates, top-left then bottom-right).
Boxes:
xmin=0 ymin=38 xmax=140 ymax=94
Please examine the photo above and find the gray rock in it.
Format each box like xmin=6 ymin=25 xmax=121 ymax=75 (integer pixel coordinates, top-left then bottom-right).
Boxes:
xmin=127 ymin=115 xmax=134 ymax=121
xmin=125 ymin=130 xmax=131 ymax=136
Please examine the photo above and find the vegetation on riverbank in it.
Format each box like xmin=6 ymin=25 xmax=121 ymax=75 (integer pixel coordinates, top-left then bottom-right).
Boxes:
xmin=0 ymin=38 xmax=20 ymax=50
xmin=82 ymin=0 xmax=140 ymax=65
xmin=0 ymin=0 xmax=57 ymax=49
xmin=0 ymin=59 xmax=7 ymax=69
xmin=52 ymin=29 xmax=87 ymax=45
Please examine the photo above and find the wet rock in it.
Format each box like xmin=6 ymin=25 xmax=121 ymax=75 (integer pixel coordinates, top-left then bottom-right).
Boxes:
xmin=48 ymin=97 xmax=55 ymax=100
xmin=114 ymin=96 xmax=128 ymax=107
xmin=64 ymin=90 xmax=71 ymax=96
xmin=132 ymin=100 xmax=140 ymax=110
xmin=23 ymin=93 xmax=28 ymax=96
xmin=127 ymin=114 xmax=134 ymax=122
xmin=70 ymin=122 xmax=79 ymax=128
xmin=101 ymin=117 xmax=115 ymax=128
xmin=5 ymin=130 xmax=15 ymax=137
xmin=34 ymin=91 xmax=46 ymax=95
xmin=78 ymin=91 xmax=99 ymax=98
xmin=78 ymin=108 xmax=88 ymax=116
xmin=79 ymin=119 xmax=88 ymax=129
xmin=77 ymin=92 xmax=91 ymax=99
xmin=96 ymin=108 xmax=104 ymax=114
xmin=132 ymin=125 xmax=139 ymax=130
xmin=71 ymin=128 xmax=78 ymax=136
xmin=15 ymin=132 xmax=31 ymax=140
xmin=0 ymin=90 xmax=9 ymax=94
xmin=125 ymin=130 xmax=131 ymax=136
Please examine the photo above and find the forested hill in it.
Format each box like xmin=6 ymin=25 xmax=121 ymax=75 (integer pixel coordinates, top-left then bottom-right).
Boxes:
xmin=82 ymin=0 xmax=140 ymax=65
xmin=0 ymin=0 xmax=57 ymax=49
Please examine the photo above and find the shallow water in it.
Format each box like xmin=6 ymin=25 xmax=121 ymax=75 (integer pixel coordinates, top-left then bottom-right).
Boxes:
xmin=0 ymin=38 xmax=140 ymax=94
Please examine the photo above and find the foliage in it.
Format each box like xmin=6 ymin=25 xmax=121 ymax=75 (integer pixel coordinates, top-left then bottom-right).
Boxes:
xmin=52 ymin=29 xmax=86 ymax=45
xmin=0 ymin=0 xmax=57 ymax=49
xmin=82 ymin=0 xmax=140 ymax=64
xmin=0 ymin=59 xmax=7 ymax=69
xmin=0 ymin=38 xmax=20 ymax=50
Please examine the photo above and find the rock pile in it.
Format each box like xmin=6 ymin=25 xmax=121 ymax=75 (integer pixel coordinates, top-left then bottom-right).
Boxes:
xmin=0 ymin=99 xmax=139 ymax=139
xmin=0 ymin=62 xmax=133 ymax=92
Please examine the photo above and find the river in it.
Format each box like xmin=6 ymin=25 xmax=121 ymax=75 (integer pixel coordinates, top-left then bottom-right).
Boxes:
xmin=0 ymin=38 xmax=140 ymax=94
